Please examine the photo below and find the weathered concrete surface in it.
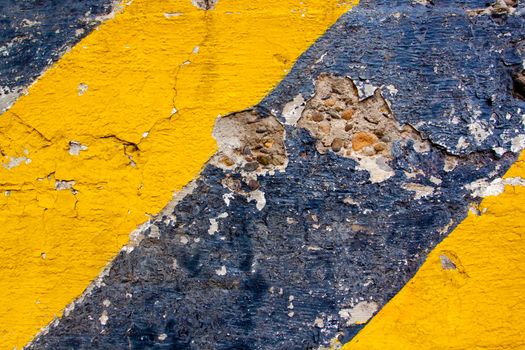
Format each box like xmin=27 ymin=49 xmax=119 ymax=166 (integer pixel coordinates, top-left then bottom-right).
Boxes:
xmin=0 ymin=0 xmax=117 ymax=112
xmin=344 ymin=152 xmax=525 ymax=349
xmin=26 ymin=1 xmax=525 ymax=348
xmin=0 ymin=0 xmax=356 ymax=348
xmin=263 ymin=0 xmax=525 ymax=157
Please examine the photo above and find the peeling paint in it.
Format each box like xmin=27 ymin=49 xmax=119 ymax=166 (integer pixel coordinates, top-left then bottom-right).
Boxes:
xmin=7 ymin=0 xmax=525 ymax=349
xmin=339 ymin=301 xmax=378 ymax=326
xmin=465 ymin=176 xmax=525 ymax=198
xmin=298 ymin=74 xmax=431 ymax=183
xmin=67 ymin=141 xmax=88 ymax=156
xmin=212 ymin=110 xmax=287 ymax=175
xmin=0 ymin=1 xmax=357 ymax=347
xmin=191 ymin=0 xmax=218 ymax=10
xmin=77 ymin=83 xmax=88 ymax=96
xmin=98 ymin=310 xmax=108 ymax=326
xmin=401 ymin=183 xmax=435 ymax=200
xmin=282 ymin=94 xmax=306 ymax=126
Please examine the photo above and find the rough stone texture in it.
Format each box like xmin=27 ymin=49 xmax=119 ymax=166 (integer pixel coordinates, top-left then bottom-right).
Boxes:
xmin=263 ymin=0 xmax=525 ymax=157
xmin=25 ymin=0 xmax=525 ymax=349
xmin=0 ymin=0 xmax=116 ymax=111
xmin=212 ymin=110 xmax=288 ymax=174
xmin=27 ymin=108 xmax=513 ymax=349
xmin=0 ymin=1 xmax=354 ymax=348
xmin=298 ymin=74 xmax=430 ymax=183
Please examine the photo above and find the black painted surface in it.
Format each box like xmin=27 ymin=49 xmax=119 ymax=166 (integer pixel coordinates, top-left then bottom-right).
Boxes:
xmin=0 ymin=0 xmax=115 ymax=102
xmin=28 ymin=0 xmax=525 ymax=349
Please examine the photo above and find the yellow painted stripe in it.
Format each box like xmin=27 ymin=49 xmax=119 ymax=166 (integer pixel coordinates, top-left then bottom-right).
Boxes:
xmin=0 ymin=0 xmax=357 ymax=348
xmin=344 ymin=153 xmax=525 ymax=349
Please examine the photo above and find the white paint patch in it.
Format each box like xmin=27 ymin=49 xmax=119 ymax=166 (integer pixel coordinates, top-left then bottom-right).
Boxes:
xmin=356 ymin=156 xmax=395 ymax=183
xmin=287 ymin=217 xmax=298 ymax=224
xmin=0 ymin=86 xmax=21 ymax=113
xmin=4 ymin=156 xmax=31 ymax=170
xmin=444 ymin=156 xmax=458 ymax=172
xmin=430 ymin=176 xmax=442 ymax=185
xmin=314 ymin=52 xmax=327 ymax=64
xmin=465 ymin=177 xmax=525 ymax=198
xmin=343 ymin=197 xmax=358 ymax=205
xmin=338 ymin=301 xmax=378 ymax=325
xmin=21 ymin=19 xmax=40 ymax=27
xmin=164 ymin=12 xmax=183 ymax=18
xmin=192 ymin=0 xmax=218 ymax=10
xmin=55 ymin=180 xmax=76 ymax=191
xmin=413 ymin=0 xmax=432 ymax=5
xmin=282 ymin=94 xmax=306 ymax=126
xmin=384 ymin=84 xmax=398 ymax=95
xmin=363 ymin=83 xmax=378 ymax=100
xmin=223 ymin=192 xmax=234 ymax=206
xmin=179 ymin=235 xmax=189 ymax=245
xmin=68 ymin=141 xmax=88 ymax=155
xmin=208 ymin=218 xmax=219 ymax=235
xmin=511 ymin=134 xmax=525 ymax=152
xmin=456 ymin=136 xmax=470 ymax=151
xmin=493 ymin=147 xmax=506 ymax=156
xmin=149 ymin=224 xmax=160 ymax=239
xmin=212 ymin=117 xmax=243 ymax=152
xmin=247 ymin=189 xmax=266 ymax=210
xmin=215 ymin=265 xmax=227 ymax=276
xmin=102 ymin=299 xmax=111 ymax=307
xmin=63 ymin=303 xmax=75 ymax=317
xmin=402 ymin=183 xmax=434 ymax=200
xmin=77 ymin=83 xmax=88 ymax=96
xmin=353 ymin=80 xmax=378 ymax=100
xmin=468 ymin=121 xmax=491 ymax=144
xmin=99 ymin=310 xmax=109 ymax=326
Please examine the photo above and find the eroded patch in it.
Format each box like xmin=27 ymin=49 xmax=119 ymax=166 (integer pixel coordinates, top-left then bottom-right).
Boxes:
xmin=339 ymin=301 xmax=379 ymax=326
xmin=467 ymin=0 xmax=518 ymax=17
xmin=212 ymin=110 xmax=287 ymax=175
xmin=191 ymin=0 xmax=218 ymax=10
xmin=298 ymin=74 xmax=430 ymax=183
xmin=514 ymin=70 xmax=525 ymax=101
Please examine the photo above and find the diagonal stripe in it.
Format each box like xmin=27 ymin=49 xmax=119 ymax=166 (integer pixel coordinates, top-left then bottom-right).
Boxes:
xmin=0 ymin=0 xmax=357 ymax=348
xmin=0 ymin=0 xmax=117 ymax=112
xmin=22 ymin=0 xmax=525 ymax=347
xmin=344 ymin=152 xmax=525 ymax=349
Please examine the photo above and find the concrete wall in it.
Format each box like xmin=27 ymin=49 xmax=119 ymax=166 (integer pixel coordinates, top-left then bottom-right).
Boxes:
xmin=1 ymin=0 xmax=524 ymax=349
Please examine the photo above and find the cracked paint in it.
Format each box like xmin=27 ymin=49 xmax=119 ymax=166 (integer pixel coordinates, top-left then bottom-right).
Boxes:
xmin=345 ymin=149 xmax=525 ymax=350
xmin=24 ymin=10 xmax=522 ymax=342
xmin=0 ymin=0 xmax=357 ymax=348
xmin=212 ymin=110 xmax=287 ymax=174
xmin=298 ymin=74 xmax=431 ymax=183
xmin=3 ymin=0 xmax=525 ymax=349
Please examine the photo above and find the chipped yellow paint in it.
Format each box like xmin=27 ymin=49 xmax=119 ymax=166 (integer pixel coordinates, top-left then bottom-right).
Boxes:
xmin=0 ymin=0 xmax=358 ymax=348
xmin=344 ymin=153 xmax=525 ymax=350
